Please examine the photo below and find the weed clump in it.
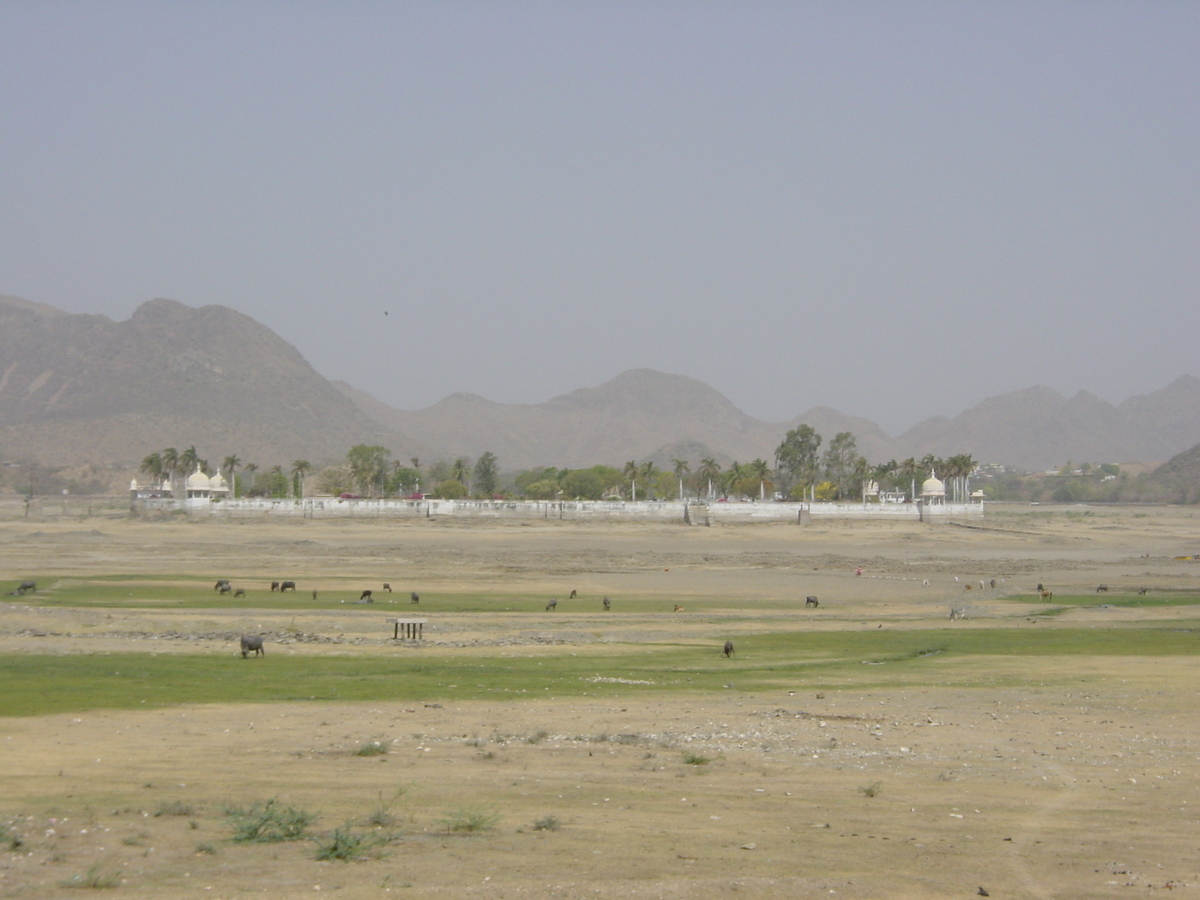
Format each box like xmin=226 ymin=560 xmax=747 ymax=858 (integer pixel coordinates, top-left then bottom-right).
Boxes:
xmin=859 ymin=781 xmax=883 ymax=797
xmin=154 ymin=800 xmax=196 ymax=817
xmin=441 ymin=806 xmax=499 ymax=833
xmin=59 ymin=863 xmax=121 ymax=889
xmin=364 ymin=787 xmax=407 ymax=829
xmin=356 ymin=737 xmax=390 ymax=757
xmin=313 ymin=824 xmax=388 ymax=861
xmin=532 ymin=815 xmax=561 ymax=831
xmin=682 ymin=752 xmax=712 ymax=765
xmin=0 ymin=822 xmax=22 ymax=851
xmin=227 ymin=798 xmax=314 ymax=843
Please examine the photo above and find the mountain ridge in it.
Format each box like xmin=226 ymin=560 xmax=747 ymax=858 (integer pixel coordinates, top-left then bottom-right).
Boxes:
xmin=3 ymin=294 xmax=1199 ymax=473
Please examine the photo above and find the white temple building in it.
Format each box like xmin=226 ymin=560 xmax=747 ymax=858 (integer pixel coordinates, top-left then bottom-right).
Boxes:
xmin=920 ymin=472 xmax=946 ymax=505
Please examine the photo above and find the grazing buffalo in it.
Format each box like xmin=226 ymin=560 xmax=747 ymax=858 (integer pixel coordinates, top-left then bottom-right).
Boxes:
xmin=569 ymin=589 xmax=577 ymax=599
xmin=270 ymin=581 xmax=280 ymax=592
xmin=214 ymin=579 xmax=231 ymax=592
xmin=805 ymin=596 xmax=819 ymax=608
xmin=545 ymin=599 xmax=557 ymax=611
xmin=218 ymin=583 xmax=232 ymax=595
xmin=1137 ymin=587 xmax=1149 ymax=596
xmin=312 ymin=589 xmax=318 ymax=600
xmin=723 ymin=640 xmax=734 ymax=658
xmin=359 ymin=590 xmax=374 ymax=603
xmin=234 ymin=588 xmax=245 ymax=598
xmin=1036 ymin=583 xmax=1044 ymax=593
xmin=383 ymin=583 xmax=392 ymax=592
xmin=410 ymin=592 xmax=420 ymax=604
xmin=1096 ymin=584 xmax=1109 ymax=593
xmin=18 ymin=580 xmax=36 ymax=593
xmin=240 ymin=634 xmax=265 ymax=658
xmin=990 ymin=579 xmax=996 ymax=589
xmin=279 ymin=581 xmax=296 ymax=592
xmin=602 ymin=596 xmax=611 ymax=610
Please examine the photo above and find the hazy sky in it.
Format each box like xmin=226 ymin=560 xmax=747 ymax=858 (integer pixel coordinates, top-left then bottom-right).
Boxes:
xmin=2 ymin=2 xmax=1196 ymax=433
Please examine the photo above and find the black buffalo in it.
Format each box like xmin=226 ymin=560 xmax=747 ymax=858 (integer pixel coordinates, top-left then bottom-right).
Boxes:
xmin=723 ymin=640 xmax=734 ymax=657
xmin=240 ymin=635 xmax=265 ymax=658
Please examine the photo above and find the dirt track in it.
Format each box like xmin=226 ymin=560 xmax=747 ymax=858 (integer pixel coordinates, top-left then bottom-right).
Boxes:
xmin=1 ymin=506 xmax=1198 ymax=898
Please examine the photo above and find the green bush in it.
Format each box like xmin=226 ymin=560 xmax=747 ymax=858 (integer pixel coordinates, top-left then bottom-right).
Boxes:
xmin=227 ymin=798 xmax=313 ymax=843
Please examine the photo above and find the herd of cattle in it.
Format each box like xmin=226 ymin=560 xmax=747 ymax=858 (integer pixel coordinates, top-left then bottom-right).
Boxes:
xmin=4 ymin=577 xmax=1157 ymax=661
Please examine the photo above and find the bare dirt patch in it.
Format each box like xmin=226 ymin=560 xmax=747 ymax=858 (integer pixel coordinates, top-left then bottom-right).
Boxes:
xmin=1 ymin=506 xmax=1199 ymax=898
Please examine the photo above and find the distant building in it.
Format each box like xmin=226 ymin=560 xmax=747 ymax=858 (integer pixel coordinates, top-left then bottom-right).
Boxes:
xmin=920 ymin=472 xmax=946 ymax=505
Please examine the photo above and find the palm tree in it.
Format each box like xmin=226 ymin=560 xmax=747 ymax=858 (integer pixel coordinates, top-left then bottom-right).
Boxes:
xmin=723 ymin=461 xmax=747 ymax=500
xmin=672 ymin=458 xmax=690 ymax=500
xmin=897 ymin=457 xmax=919 ymax=501
xmin=640 ymin=461 xmax=658 ymax=499
xmin=160 ymin=447 xmax=179 ymax=496
xmin=179 ymin=446 xmax=199 ymax=482
xmin=268 ymin=464 xmax=286 ymax=498
xmin=291 ymin=459 xmax=311 ymax=499
xmin=748 ymin=458 xmax=772 ymax=501
xmin=697 ymin=457 xmax=721 ymax=501
xmin=243 ymin=462 xmax=258 ymax=495
xmin=222 ymin=455 xmax=241 ymax=498
xmin=623 ymin=460 xmax=639 ymax=501
xmin=451 ymin=458 xmax=469 ymax=491
xmin=140 ymin=452 xmax=164 ymax=489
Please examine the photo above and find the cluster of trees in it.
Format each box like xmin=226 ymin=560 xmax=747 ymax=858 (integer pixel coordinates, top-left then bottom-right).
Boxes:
xmin=139 ymin=447 xmax=312 ymax=499
xmin=773 ymin=426 xmax=977 ymax=502
xmin=310 ymin=447 xmax=499 ymax=500
xmin=134 ymin=429 xmax=985 ymax=505
xmin=135 ymin=439 xmax=1200 ymax=506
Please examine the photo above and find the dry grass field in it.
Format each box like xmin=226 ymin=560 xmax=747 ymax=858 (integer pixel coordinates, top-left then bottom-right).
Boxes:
xmin=1 ymin=505 xmax=1198 ymax=899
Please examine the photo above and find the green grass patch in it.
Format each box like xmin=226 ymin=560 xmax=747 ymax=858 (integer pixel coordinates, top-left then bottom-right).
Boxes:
xmin=1005 ymin=591 xmax=1200 ymax=609
xmin=1 ymin=624 xmax=1197 ymax=716
xmin=4 ymin=576 xmax=848 ymax=612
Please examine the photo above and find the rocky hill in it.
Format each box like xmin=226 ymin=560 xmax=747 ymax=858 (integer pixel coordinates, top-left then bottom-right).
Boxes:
xmin=0 ymin=295 xmax=408 ymax=468
xmin=893 ymin=377 xmax=1200 ymax=471
xmin=3 ymin=294 xmax=1198 ymax=475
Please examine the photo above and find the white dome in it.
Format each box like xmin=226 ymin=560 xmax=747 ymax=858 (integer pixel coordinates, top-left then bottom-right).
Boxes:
xmin=921 ymin=475 xmax=945 ymax=494
xmin=210 ymin=470 xmax=227 ymax=489
xmin=186 ymin=466 xmax=212 ymax=490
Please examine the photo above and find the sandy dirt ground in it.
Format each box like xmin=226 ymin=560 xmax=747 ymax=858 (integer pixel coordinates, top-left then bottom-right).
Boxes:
xmin=1 ymin=505 xmax=1198 ymax=899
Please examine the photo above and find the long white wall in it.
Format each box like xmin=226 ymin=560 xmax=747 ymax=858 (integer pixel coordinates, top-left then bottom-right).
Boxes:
xmin=135 ymin=496 xmax=983 ymax=522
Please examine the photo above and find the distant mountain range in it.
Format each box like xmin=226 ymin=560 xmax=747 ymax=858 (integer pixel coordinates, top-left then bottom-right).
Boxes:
xmin=3 ymin=294 xmax=1199 ymax=473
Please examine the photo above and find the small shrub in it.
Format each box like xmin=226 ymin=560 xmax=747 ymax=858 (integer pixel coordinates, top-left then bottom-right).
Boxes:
xmin=227 ymin=798 xmax=314 ymax=843
xmin=532 ymin=815 xmax=560 ymax=832
xmin=59 ymin=863 xmax=121 ymax=889
xmin=313 ymin=824 xmax=388 ymax=861
xmin=0 ymin=823 xmax=22 ymax=851
xmin=682 ymin=752 xmax=711 ymax=765
xmin=441 ymin=806 xmax=499 ymax=833
xmin=154 ymin=800 xmax=195 ymax=817
xmin=526 ymin=730 xmax=549 ymax=744
xmin=364 ymin=787 xmax=407 ymax=829
xmin=859 ymin=781 xmax=883 ymax=797
xmin=195 ymin=842 xmax=218 ymax=856
xmin=356 ymin=738 xmax=390 ymax=757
